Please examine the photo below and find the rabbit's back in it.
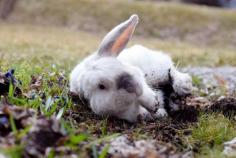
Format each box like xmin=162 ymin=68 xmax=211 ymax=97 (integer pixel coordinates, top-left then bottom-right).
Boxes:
xmin=118 ymin=45 xmax=174 ymax=86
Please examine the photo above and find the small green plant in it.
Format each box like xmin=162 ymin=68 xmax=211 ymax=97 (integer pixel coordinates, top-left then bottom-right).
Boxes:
xmin=189 ymin=113 xmax=236 ymax=157
xmin=192 ymin=75 xmax=202 ymax=87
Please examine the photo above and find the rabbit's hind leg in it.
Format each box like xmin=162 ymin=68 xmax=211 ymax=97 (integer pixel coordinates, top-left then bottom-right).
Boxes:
xmin=170 ymin=68 xmax=193 ymax=96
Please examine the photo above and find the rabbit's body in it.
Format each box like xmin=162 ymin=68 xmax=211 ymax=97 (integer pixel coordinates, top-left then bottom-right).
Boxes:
xmin=70 ymin=15 xmax=192 ymax=122
xmin=118 ymin=45 xmax=173 ymax=86
xmin=119 ymin=44 xmax=192 ymax=97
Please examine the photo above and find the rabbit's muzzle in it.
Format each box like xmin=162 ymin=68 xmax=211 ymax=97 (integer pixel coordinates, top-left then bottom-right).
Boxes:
xmin=116 ymin=72 xmax=143 ymax=96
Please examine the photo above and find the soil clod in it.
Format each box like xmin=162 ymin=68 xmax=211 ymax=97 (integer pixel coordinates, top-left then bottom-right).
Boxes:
xmin=22 ymin=116 xmax=66 ymax=157
xmin=209 ymin=97 xmax=236 ymax=117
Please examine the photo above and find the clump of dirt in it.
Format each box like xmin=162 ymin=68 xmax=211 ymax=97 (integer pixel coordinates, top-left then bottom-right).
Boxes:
xmin=68 ymin=91 xmax=88 ymax=106
xmin=0 ymin=103 xmax=35 ymax=136
xmin=167 ymin=95 xmax=201 ymax=123
xmin=22 ymin=116 xmax=66 ymax=157
xmin=169 ymin=107 xmax=199 ymax=123
xmin=167 ymin=95 xmax=211 ymax=123
xmin=141 ymin=121 xmax=190 ymax=150
xmin=0 ymin=69 xmax=22 ymax=96
xmin=209 ymin=97 xmax=236 ymax=117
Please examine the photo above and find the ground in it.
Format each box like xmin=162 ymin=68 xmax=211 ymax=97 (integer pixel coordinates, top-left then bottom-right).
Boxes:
xmin=0 ymin=0 xmax=236 ymax=158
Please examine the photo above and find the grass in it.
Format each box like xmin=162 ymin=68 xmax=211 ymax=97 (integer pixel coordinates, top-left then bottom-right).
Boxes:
xmin=190 ymin=113 xmax=236 ymax=158
xmin=9 ymin=0 xmax=236 ymax=48
xmin=0 ymin=23 xmax=235 ymax=67
xmin=0 ymin=0 xmax=236 ymax=157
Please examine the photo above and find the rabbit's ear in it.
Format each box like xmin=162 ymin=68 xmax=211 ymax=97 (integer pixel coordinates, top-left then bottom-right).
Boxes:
xmin=98 ymin=14 xmax=139 ymax=57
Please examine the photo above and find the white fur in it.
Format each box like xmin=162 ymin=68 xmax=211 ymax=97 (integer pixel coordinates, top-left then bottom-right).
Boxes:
xmin=118 ymin=45 xmax=173 ymax=86
xmin=70 ymin=15 xmax=192 ymax=122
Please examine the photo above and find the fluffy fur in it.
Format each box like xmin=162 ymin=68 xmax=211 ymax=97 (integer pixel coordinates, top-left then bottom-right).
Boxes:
xmin=70 ymin=15 xmax=192 ymax=122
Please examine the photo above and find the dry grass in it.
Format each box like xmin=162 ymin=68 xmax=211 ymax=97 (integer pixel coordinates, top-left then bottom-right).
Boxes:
xmin=7 ymin=0 xmax=236 ymax=49
xmin=0 ymin=1 xmax=235 ymax=157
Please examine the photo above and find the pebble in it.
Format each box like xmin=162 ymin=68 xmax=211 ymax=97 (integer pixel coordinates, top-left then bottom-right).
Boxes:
xmin=182 ymin=66 xmax=236 ymax=94
xmin=223 ymin=137 xmax=236 ymax=157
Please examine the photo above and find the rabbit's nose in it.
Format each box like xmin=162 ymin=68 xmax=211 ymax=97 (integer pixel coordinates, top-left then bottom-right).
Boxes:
xmin=116 ymin=73 xmax=143 ymax=96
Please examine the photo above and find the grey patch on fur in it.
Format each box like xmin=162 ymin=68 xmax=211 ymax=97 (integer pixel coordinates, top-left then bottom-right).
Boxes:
xmin=116 ymin=72 xmax=136 ymax=94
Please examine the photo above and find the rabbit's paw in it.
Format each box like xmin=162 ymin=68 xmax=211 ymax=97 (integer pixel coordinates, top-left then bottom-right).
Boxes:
xmin=155 ymin=108 xmax=168 ymax=118
xmin=154 ymin=90 xmax=164 ymax=108
xmin=138 ymin=107 xmax=154 ymax=121
xmin=173 ymin=73 xmax=192 ymax=96
xmin=138 ymin=89 xmax=157 ymax=112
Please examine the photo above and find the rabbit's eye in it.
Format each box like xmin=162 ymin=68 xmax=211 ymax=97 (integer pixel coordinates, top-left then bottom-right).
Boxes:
xmin=98 ymin=84 xmax=106 ymax=90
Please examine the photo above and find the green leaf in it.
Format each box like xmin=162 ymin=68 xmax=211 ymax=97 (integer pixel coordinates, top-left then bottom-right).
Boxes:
xmin=45 ymin=96 xmax=53 ymax=111
xmin=99 ymin=145 xmax=109 ymax=158
xmin=56 ymin=107 xmax=64 ymax=120
xmin=8 ymin=82 xmax=14 ymax=97
xmin=9 ymin=114 xmax=17 ymax=134
xmin=69 ymin=134 xmax=88 ymax=145
xmin=92 ymin=144 xmax=98 ymax=158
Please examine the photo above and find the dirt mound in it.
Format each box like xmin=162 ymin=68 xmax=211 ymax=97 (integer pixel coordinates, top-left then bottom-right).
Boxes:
xmin=209 ymin=97 xmax=236 ymax=117
xmin=0 ymin=104 xmax=35 ymax=136
xmin=22 ymin=116 xmax=66 ymax=157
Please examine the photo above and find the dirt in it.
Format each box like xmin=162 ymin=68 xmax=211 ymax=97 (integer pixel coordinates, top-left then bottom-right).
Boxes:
xmin=167 ymin=95 xmax=203 ymax=123
xmin=0 ymin=68 xmax=236 ymax=157
xmin=0 ymin=103 xmax=35 ymax=136
xmin=22 ymin=116 xmax=66 ymax=158
xmin=209 ymin=97 xmax=236 ymax=117
xmin=0 ymin=94 xmax=230 ymax=158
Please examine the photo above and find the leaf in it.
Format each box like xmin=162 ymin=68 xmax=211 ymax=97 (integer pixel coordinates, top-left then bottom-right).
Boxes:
xmin=56 ymin=108 xmax=64 ymax=120
xmin=101 ymin=119 xmax=107 ymax=136
xmin=45 ymin=96 xmax=53 ymax=111
xmin=99 ymin=145 xmax=109 ymax=158
xmin=9 ymin=113 xmax=17 ymax=134
xmin=8 ymin=82 xmax=14 ymax=97
xmin=92 ymin=144 xmax=98 ymax=158
xmin=69 ymin=134 xmax=88 ymax=145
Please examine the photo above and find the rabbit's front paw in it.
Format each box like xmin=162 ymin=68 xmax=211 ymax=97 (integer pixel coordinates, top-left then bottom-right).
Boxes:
xmin=173 ymin=73 xmax=192 ymax=96
xmin=154 ymin=90 xmax=164 ymax=109
xmin=138 ymin=85 xmax=165 ymax=113
xmin=138 ymin=90 xmax=156 ymax=112
xmin=155 ymin=108 xmax=168 ymax=118
xmin=138 ymin=107 xmax=154 ymax=121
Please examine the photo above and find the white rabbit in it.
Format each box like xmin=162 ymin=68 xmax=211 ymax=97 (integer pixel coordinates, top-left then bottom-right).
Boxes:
xmin=70 ymin=14 xmax=192 ymax=122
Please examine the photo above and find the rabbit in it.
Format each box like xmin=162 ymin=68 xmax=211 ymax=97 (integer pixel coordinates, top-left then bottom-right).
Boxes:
xmin=70 ymin=14 xmax=192 ymax=122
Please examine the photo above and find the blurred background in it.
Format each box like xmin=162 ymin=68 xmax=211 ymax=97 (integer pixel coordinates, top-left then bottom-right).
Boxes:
xmin=0 ymin=0 xmax=236 ymax=20
xmin=0 ymin=0 xmax=235 ymax=66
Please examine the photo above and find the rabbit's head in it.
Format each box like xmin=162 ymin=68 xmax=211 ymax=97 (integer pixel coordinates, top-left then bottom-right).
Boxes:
xmin=70 ymin=15 xmax=145 ymax=116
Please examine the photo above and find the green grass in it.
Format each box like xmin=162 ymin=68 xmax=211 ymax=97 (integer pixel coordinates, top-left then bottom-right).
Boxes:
xmin=189 ymin=113 xmax=236 ymax=158
xmin=0 ymin=22 xmax=235 ymax=158
xmin=0 ymin=0 xmax=236 ymax=157
xmin=0 ymin=23 xmax=235 ymax=67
